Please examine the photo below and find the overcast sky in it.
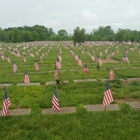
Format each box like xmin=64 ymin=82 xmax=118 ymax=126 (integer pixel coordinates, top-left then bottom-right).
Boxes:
xmin=0 ymin=0 xmax=140 ymax=34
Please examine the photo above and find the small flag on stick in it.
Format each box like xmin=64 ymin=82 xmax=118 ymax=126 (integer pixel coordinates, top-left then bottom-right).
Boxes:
xmin=97 ymin=56 xmax=102 ymax=66
xmin=78 ymin=56 xmax=83 ymax=67
xmin=84 ymin=64 xmax=89 ymax=74
xmin=52 ymin=89 xmax=60 ymax=112
xmin=103 ymin=82 xmax=113 ymax=107
xmin=122 ymin=53 xmax=129 ymax=63
xmin=23 ymin=55 xmax=26 ymax=63
xmin=34 ymin=61 xmax=39 ymax=71
xmin=2 ymin=90 xmax=11 ymax=117
xmin=24 ymin=69 xmax=30 ymax=84
xmin=6 ymin=55 xmax=10 ymax=63
xmin=13 ymin=62 xmax=17 ymax=73
xmin=110 ymin=67 xmax=115 ymax=80
xmin=56 ymin=58 xmax=61 ymax=69
xmin=54 ymin=65 xmax=58 ymax=80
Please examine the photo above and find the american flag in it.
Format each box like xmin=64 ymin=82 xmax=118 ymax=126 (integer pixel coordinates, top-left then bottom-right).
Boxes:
xmin=110 ymin=68 xmax=115 ymax=80
xmin=105 ymin=48 xmax=108 ymax=53
xmin=58 ymin=54 xmax=62 ymax=62
xmin=30 ymin=53 xmax=34 ymax=57
xmin=74 ymin=54 xmax=79 ymax=60
xmin=107 ymin=53 xmax=110 ymax=60
xmin=42 ymin=53 xmax=44 ymax=57
xmin=13 ymin=62 xmax=17 ymax=73
xmin=52 ymin=89 xmax=60 ymax=112
xmin=91 ymin=54 xmax=95 ymax=61
xmin=103 ymin=82 xmax=113 ymax=106
xmin=129 ymin=46 xmax=134 ymax=51
xmin=40 ymin=56 xmax=43 ymax=61
xmin=122 ymin=54 xmax=129 ymax=63
xmin=15 ymin=52 xmax=21 ymax=57
xmin=1 ymin=55 xmax=4 ymax=60
xmin=24 ymin=70 xmax=30 ymax=84
xmin=111 ymin=50 xmax=115 ymax=56
xmin=84 ymin=64 xmax=89 ymax=74
xmin=78 ymin=56 xmax=83 ymax=66
xmin=2 ymin=90 xmax=11 ymax=117
xmin=97 ymin=56 xmax=102 ymax=66
xmin=125 ymin=48 xmax=128 ymax=54
xmin=56 ymin=58 xmax=61 ymax=69
xmin=54 ymin=65 xmax=58 ymax=80
xmin=23 ymin=55 xmax=26 ymax=63
xmin=100 ymin=51 xmax=102 ymax=56
xmin=116 ymin=49 xmax=119 ymax=54
xmin=6 ymin=55 xmax=10 ymax=63
xmin=34 ymin=62 xmax=39 ymax=71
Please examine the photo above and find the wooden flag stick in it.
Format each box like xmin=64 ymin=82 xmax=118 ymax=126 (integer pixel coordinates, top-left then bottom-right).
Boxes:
xmin=55 ymin=80 xmax=58 ymax=91
xmin=104 ymin=106 xmax=106 ymax=111
xmin=8 ymin=110 xmax=10 ymax=116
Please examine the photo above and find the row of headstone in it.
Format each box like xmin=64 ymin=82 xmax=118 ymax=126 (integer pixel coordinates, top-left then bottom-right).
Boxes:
xmin=0 ymin=102 xmax=140 ymax=116
xmin=1 ymin=78 xmax=140 ymax=87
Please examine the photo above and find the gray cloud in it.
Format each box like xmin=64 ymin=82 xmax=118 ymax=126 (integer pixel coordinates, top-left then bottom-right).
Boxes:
xmin=0 ymin=0 xmax=140 ymax=34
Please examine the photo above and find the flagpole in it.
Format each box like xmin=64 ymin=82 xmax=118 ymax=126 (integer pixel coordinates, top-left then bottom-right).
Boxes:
xmin=55 ymin=78 xmax=58 ymax=92
xmin=104 ymin=106 xmax=106 ymax=111
xmin=3 ymin=88 xmax=11 ymax=116
xmin=8 ymin=109 xmax=10 ymax=116
xmin=55 ymin=65 xmax=58 ymax=93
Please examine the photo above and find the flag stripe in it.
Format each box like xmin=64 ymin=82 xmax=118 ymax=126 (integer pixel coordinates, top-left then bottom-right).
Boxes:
xmin=52 ymin=90 xmax=60 ymax=112
xmin=2 ymin=92 xmax=11 ymax=117
xmin=103 ymin=83 xmax=113 ymax=106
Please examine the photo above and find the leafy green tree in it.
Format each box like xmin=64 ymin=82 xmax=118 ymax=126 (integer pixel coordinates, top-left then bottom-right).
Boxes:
xmin=115 ymin=28 xmax=125 ymax=42
xmin=31 ymin=31 xmax=39 ymax=41
xmin=92 ymin=26 xmax=114 ymax=41
xmin=40 ymin=33 xmax=47 ymax=40
xmin=23 ymin=31 xmax=31 ymax=42
xmin=85 ymin=33 xmax=92 ymax=41
xmin=123 ymin=32 xmax=130 ymax=42
xmin=0 ymin=30 xmax=7 ymax=41
xmin=50 ymin=34 xmax=56 ymax=41
xmin=0 ymin=24 xmax=140 ymax=42
xmin=48 ymin=28 xmax=54 ymax=39
xmin=73 ymin=26 xmax=86 ymax=45
xmin=57 ymin=29 xmax=68 ymax=40
xmin=130 ymin=30 xmax=139 ymax=42
xmin=11 ymin=28 xmax=21 ymax=43
xmin=7 ymin=31 xmax=13 ymax=42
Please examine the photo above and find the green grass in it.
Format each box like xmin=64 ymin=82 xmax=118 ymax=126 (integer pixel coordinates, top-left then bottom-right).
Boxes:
xmin=0 ymin=106 xmax=140 ymax=140
xmin=0 ymin=42 xmax=140 ymax=140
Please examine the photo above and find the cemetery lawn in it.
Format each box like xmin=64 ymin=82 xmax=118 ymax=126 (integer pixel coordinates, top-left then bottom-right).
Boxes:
xmin=0 ymin=82 xmax=140 ymax=140
xmin=0 ymin=102 xmax=140 ymax=140
xmin=0 ymin=42 xmax=140 ymax=139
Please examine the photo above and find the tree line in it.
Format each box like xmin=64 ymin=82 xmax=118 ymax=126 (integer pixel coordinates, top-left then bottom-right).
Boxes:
xmin=0 ymin=25 xmax=140 ymax=43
